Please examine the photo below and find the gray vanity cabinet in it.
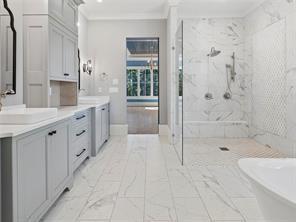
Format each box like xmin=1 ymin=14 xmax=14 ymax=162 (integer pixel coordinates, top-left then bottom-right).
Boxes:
xmin=102 ymin=105 xmax=110 ymax=142
xmin=16 ymin=130 xmax=49 ymax=222
xmin=72 ymin=110 xmax=91 ymax=171
xmin=1 ymin=119 xmax=72 ymax=222
xmin=47 ymin=122 xmax=71 ymax=199
xmin=92 ymin=104 xmax=110 ymax=156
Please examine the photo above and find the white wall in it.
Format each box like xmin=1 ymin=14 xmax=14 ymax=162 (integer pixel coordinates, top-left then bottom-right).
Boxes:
xmin=87 ymin=19 xmax=167 ymax=125
xmin=2 ymin=0 xmax=23 ymax=106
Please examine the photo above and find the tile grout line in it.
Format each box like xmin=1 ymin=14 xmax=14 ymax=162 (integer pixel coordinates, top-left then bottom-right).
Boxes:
xmin=143 ymin=139 xmax=148 ymax=222
xmin=184 ymin=163 xmax=213 ymax=222
xmin=160 ymin=142 xmax=181 ymax=222
xmin=108 ymin=135 xmax=133 ymax=221
xmin=75 ymin=136 xmax=124 ymax=222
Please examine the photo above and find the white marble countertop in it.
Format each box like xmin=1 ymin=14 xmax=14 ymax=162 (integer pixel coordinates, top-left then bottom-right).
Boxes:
xmin=0 ymin=96 xmax=110 ymax=139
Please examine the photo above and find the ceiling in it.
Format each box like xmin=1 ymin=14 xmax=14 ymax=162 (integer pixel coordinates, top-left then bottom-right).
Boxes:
xmin=178 ymin=0 xmax=265 ymax=18
xmin=79 ymin=0 xmax=168 ymax=20
xmin=79 ymin=0 xmax=265 ymax=20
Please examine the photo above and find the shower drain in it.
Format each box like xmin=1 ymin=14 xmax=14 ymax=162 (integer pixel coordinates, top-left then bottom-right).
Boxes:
xmin=219 ymin=147 xmax=230 ymax=151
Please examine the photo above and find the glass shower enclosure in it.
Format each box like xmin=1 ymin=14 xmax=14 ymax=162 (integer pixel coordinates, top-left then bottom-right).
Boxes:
xmin=173 ymin=21 xmax=184 ymax=165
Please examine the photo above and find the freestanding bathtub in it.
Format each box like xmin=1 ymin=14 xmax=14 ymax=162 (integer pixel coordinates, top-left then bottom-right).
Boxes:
xmin=238 ymin=158 xmax=296 ymax=222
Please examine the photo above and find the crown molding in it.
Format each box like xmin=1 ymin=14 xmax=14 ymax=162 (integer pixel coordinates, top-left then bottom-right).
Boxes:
xmin=86 ymin=13 xmax=167 ymax=21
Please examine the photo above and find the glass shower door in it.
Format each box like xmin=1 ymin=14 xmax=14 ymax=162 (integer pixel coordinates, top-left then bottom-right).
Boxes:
xmin=173 ymin=21 xmax=184 ymax=165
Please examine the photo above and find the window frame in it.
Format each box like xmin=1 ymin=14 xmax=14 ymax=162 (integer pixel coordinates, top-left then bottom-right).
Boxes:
xmin=127 ymin=66 xmax=159 ymax=98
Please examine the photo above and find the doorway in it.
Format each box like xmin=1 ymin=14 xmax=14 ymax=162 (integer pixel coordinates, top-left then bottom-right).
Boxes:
xmin=126 ymin=38 xmax=159 ymax=134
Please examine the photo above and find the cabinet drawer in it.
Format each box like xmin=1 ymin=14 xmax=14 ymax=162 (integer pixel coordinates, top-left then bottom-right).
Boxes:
xmin=73 ymin=135 xmax=89 ymax=171
xmin=73 ymin=111 xmax=89 ymax=127
xmin=72 ymin=124 xmax=88 ymax=143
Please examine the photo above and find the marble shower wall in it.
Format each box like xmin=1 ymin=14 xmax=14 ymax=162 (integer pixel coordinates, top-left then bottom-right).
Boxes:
xmin=183 ymin=18 xmax=249 ymax=138
xmin=182 ymin=0 xmax=296 ymax=156
xmin=245 ymin=0 xmax=296 ymax=156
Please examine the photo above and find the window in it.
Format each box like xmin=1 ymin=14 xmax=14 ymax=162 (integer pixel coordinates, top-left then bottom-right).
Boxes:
xmin=127 ymin=69 xmax=138 ymax=96
xmin=127 ymin=68 xmax=158 ymax=97
xmin=126 ymin=38 xmax=159 ymax=98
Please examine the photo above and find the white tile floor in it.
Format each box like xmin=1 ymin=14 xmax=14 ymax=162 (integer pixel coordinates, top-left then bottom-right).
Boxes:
xmin=42 ymin=135 xmax=284 ymax=222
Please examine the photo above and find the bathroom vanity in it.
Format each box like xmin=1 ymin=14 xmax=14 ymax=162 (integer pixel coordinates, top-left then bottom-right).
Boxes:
xmin=0 ymin=99 xmax=110 ymax=222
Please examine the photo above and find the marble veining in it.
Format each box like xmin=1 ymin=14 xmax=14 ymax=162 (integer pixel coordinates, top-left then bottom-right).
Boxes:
xmin=42 ymin=135 xmax=283 ymax=222
xmin=182 ymin=0 xmax=296 ymax=156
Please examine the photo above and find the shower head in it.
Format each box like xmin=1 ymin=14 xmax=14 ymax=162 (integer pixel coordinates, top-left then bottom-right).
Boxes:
xmin=207 ymin=47 xmax=221 ymax=57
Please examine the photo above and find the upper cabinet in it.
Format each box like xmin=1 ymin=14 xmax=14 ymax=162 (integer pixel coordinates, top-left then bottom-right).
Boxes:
xmin=49 ymin=0 xmax=78 ymax=35
xmin=23 ymin=0 xmax=81 ymax=108
xmin=49 ymin=19 xmax=78 ymax=81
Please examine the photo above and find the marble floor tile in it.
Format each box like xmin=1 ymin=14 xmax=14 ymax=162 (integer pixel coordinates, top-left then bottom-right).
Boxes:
xmin=168 ymin=169 xmax=199 ymax=197
xmin=118 ymin=151 xmax=146 ymax=197
xmin=42 ymin=136 xmax=283 ymax=222
xmin=145 ymin=181 xmax=177 ymax=221
xmin=207 ymin=166 xmax=254 ymax=198
xmin=195 ymin=181 xmax=244 ymax=221
xmin=232 ymin=197 xmax=265 ymax=221
xmin=42 ymin=195 xmax=88 ymax=222
xmin=100 ymin=158 xmax=128 ymax=182
xmin=78 ymin=182 xmax=121 ymax=220
xmin=174 ymin=197 xmax=211 ymax=221
xmin=111 ymin=198 xmax=144 ymax=221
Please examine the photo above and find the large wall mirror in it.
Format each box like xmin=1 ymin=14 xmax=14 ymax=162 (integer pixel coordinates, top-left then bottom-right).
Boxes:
xmin=0 ymin=0 xmax=16 ymax=94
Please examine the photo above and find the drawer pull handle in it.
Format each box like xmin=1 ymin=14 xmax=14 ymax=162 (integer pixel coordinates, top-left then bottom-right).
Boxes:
xmin=76 ymin=115 xmax=86 ymax=120
xmin=48 ymin=130 xmax=57 ymax=136
xmin=76 ymin=130 xmax=86 ymax=137
xmin=102 ymin=108 xmax=105 ymax=111
xmin=76 ymin=149 xmax=86 ymax=157
xmin=64 ymin=73 xmax=70 ymax=76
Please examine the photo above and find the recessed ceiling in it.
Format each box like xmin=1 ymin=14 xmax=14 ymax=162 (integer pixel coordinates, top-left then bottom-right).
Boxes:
xmin=79 ymin=0 xmax=265 ymax=20
xmin=178 ymin=0 xmax=265 ymax=18
xmin=79 ymin=0 xmax=168 ymax=20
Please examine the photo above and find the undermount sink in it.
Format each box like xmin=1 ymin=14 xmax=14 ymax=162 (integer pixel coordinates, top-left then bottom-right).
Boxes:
xmin=79 ymin=96 xmax=109 ymax=104
xmin=0 ymin=108 xmax=58 ymax=125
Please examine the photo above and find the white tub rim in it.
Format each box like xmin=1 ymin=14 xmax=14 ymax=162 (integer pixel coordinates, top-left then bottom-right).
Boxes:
xmin=238 ymin=158 xmax=296 ymax=208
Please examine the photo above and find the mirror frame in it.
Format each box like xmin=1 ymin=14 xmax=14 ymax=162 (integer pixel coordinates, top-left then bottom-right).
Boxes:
xmin=2 ymin=0 xmax=16 ymax=94
xmin=78 ymin=49 xmax=81 ymax=90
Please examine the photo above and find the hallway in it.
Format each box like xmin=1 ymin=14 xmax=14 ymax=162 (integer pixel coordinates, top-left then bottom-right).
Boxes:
xmin=127 ymin=107 xmax=159 ymax=134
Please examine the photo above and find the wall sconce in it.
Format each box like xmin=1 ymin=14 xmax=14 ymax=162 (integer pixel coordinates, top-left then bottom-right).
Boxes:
xmin=83 ymin=60 xmax=92 ymax=75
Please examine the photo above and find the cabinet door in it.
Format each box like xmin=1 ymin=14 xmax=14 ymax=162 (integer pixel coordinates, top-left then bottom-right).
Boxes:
xmin=64 ymin=35 xmax=77 ymax=81
xmin=17 ymin=132 xmax=49 ymax=222
xmin=102 ymin=106 xmax=109 ymax=142
xmin=64 ymin=0 xmax=78 ymax=33
xmin=48 ymin=122 xmax=70 ymax=198
xmin=49 ymin=24 xmax=64 ymax=80
xmin=95 ymin=108 xmax=103 ymax=153
xmin=49 ymin=0 xmax=65 ymax=22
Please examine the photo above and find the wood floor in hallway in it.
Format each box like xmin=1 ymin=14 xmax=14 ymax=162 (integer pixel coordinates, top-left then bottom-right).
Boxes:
xmin=127 ymin=106 xmax=159 ymax=134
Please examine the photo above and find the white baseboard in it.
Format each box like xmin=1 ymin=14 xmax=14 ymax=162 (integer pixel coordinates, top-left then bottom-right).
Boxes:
xmin=159 ymin=124 xmax=169 ymax=136
xmin=110 ymin=124 xmax=128 ymax=136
